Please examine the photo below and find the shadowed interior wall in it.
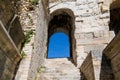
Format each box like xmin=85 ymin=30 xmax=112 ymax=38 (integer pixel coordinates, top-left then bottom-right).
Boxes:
xmin=100 ymin=54 xmax=114 ymax=80
xmin=109 ymin=0 xmax=120 ymax=35
xmin=0 ymin=0 xmax=24 ymax=80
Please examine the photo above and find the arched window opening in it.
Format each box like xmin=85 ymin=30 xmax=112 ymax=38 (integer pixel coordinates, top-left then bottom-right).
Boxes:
xmin=47 ymin=8 xmax=76 ymax=65
xmin=48 ymin=32 xmax=70 ymax=58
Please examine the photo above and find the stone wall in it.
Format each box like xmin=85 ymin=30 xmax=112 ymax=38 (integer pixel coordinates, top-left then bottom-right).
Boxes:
xmin=27 ymin=0 xmax=49 ymax=80
xmin=103 ymin=31 xmax=120 ymax=80
xmin=0 ymin=20 xmax=21 ymax=80
xmin=0 ymin=0 xmax=24 ymax=80
xmin=80 ymin=45 xmax=104 ymax=80
xmin=80 ymin=53 xmax=94 ymax=80
xmin=0 ymin=0 xmax=24 ymax=50
xmin=49 ymin=0 xmax=115 ymax=67
xmin=100 ymin=54 xmax=114 ymax=80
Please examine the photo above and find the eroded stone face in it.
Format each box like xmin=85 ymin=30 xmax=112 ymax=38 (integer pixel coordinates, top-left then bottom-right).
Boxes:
xmin=0 ymin=0 xmax=25 ymax=80
xmin=13 ymin=0 xmax=120 ymax=80
xmin=49 ymin=0 xmax=115 ymax=68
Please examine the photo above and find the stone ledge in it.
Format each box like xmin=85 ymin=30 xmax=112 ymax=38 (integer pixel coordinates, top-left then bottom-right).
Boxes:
xmin=0 ymin=20 xmax=21 ymax=65
xmin=76 ymin=38 xmax=110 ymax=45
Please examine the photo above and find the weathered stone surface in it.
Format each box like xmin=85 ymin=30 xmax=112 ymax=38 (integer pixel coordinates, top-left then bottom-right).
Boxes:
xmin=9 ymin=15 xmax=24 ymax=50
xmin=104 ymin=31 xmax=120 ymax=80
xmin=0 ymin=20 xmax=21 ymax=80
xmin=38 ymin=58 xmax=80 ymax=80
xmin=80 ymin=46 xmax=104 ymax=80
xmin=80 ymin=53 xmax=94 ymax=80
xmin=9 ymin=0 xmax=120 ymax=80
xmin=26 ymin=0 xmax=49 ymax=80
xmin=0 ymin=0 xmax=15 ymax=29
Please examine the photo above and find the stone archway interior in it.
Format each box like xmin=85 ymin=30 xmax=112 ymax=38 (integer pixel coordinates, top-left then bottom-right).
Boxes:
xmin=48 ymin=8 xmax=76 ymax=64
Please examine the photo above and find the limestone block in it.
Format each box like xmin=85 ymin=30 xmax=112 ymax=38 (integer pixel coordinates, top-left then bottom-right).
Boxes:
xmin=75 ymin=17 xmax=84 ymax=23
xmin=80 ymin=53 xmax=95 ymax=80
xmin=76 ymin=38 xmax=109 ymax=45
xmin=93 ymin=31 xmax=102 ymax=38
xmin=99 ymin=13 xmax=110 ymax=19
xmin=109 ymin=31 xmax=115 ymax=39
xmin=75 ymin=26 xmax=107 ymax=33
xmin=84 ymin=44 xmax=106 ymax=54
xmin=77 ymin=4 xmax=88 ymax=10
xmin=93 ymin=30 xmax=109 ymax=38
xmin=84 ymin=32 xmax=94 ymax=39
xmin=76 ymin=46 xmax=84 ymax=53
xmin=75 ymin=33 xmax=85 ymax=39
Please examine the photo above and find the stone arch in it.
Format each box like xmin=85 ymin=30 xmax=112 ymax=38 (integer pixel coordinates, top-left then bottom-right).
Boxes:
xmin=49 ymin=2 xmax=76 ymax=15
xmin=47 ymin=8 xmax=77 ymax=65
xmin=49 ymin=8 xmax=75 ymax=37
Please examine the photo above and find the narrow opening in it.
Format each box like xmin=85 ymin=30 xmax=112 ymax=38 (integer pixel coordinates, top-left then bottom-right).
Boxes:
xmin=47 ymin=8 xmax=76 ymax=65
xmin=48 ymin=32 xmax=70 ymax=58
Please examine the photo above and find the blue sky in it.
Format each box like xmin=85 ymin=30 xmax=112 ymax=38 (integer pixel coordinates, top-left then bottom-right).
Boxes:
xmin=48 ymin=32 xmax=70 ymax=58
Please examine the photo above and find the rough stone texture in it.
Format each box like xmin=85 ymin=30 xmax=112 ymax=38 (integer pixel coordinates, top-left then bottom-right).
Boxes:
xmin=103 ymin=31 xmax=120 ymax=80
xmin=0 ymin=0 xmax=24 ymax=80
xmin=9 ymin=15 xmax=24 ymax=50
xmin=48 ymin=7 xmax=77 ymax=65
xmin=15 ymin=0 xmax=49 ymax=80
xmin=49 ymin=0 xmax=115 ymax=68
xmin=1 ymin=0 xmax=120 ymax=80
xmin=0 ymin=0 xmax=24 ymax=50
xmin=0 ymin=20 xmax=21 ymax=80
xmin=80 ymin=45 xmax=104 ymax=80
xmin=27 ymin=0 xmax=48 ymax=80
xmin=100 ymin=54 xmax=114 ymax=80
xmin=14 ymin=0 xmax=120 ymax=80
xmin=80 ymin=53 xmax=94 ymax=80
xmin=38 ymin=58 xmax=80 ymax=80
xmin=15 ymin=43 xmax=33 ymax=80
xmin=0 ymin=0 xmax=14 ymax=28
